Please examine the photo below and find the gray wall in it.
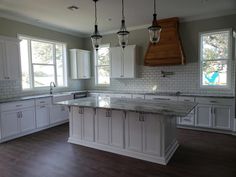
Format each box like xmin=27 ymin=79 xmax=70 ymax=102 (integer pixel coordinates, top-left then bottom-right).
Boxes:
xmin=0 ymin=17 xmax=86 ymax=98
xmin=84 ymin=14 xmax=236 ymax=95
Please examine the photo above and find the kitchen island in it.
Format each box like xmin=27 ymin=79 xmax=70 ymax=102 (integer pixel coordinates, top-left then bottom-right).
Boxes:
xmin=56 ymin=96 xmax=196 ymax=165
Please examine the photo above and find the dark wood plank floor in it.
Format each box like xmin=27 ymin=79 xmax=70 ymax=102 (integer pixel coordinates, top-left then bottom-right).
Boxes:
xmin=0 ymin=124 xmax=236 ymax=177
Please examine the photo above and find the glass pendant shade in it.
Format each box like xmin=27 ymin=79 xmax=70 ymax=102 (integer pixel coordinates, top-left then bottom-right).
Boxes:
xmin=117 ymin=0 xmax=129 ymax=49
xmin=148 ymin=0 xmax=161 ymax=44
xmin=91 ymin=0 xmax=102 ymax=50
xmin=91 ymin=25 xmax=102 ymax=50
xmin=148 ymin=14 xmax=161 ymax=44
xmin=117 ymin=20 xmax=129 ymax=49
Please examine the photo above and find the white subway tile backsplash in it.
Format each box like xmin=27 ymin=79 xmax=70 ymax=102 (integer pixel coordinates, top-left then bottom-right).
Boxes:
xmin=86 ymin=62 xmax=235 ymax=96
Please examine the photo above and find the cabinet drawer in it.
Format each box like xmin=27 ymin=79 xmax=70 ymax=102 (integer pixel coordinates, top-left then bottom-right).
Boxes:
xmin=178 ymin=96 xmax=195 ymax=102
xmin=196 ymin=97 xmax=234 ymax=105
xmin=35 ymin=97 xmax=51 ymax=106
xmin=1 ymin=100 xmax=35 ymax=112
xmin=179 ymin=115 xmax=194 ymax=126
xmin=145 ymin=95 xmax=177 ymax=101
xmin=113 ymin=94 xmax=132 ymax=98
xmin=132 ymin=94 xmax=145 ymax=99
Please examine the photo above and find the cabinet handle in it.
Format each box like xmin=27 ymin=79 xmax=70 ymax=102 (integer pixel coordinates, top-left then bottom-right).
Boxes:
xmin=17 ymin=112 xmax=20 ymax=118
xmin=79 ymin=108 xmax=84 ymax=114
xmin=210 ymin=101 xmax=217 ymax=103
xmin=153 ymin=98 xmax=171 ymax=101
xmin=40 ymin=106 xmax=46 ymax=108
xmin=16 ymin=105 xmax=23 ymax=107
xmin=40 ymin=101 xmax=45 ymax=104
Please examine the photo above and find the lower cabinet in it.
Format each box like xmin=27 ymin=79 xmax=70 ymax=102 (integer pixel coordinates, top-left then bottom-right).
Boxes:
xmin=195 ymin=105 xmax=212 ymax=128
xmin=195 ymin=104 xmax=232 ymax=130
xmin=126 ymin=112 xmax=161 ymax=156
xmin=51 ymin=105 xmax=69 ymax=124
xmin=96 ymin=109 xmax=125 ymax=148
xmin=71 ymin=107 xmax=95 ymax=141
xmin=1 ymin=107 xmax=36 ymax=139
xmin=36 ymin=105 xmax=50 ymax=128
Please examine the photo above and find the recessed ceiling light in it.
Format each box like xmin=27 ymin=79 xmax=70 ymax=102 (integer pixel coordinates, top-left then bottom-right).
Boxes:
xmin=67 ymin=5 xmax=79 ymax=11
xmin=108 ymin=18 xmax=112 ymax=22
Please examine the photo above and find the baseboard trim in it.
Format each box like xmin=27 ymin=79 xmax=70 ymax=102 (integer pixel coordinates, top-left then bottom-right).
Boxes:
xmin=68 ymin=137 xmax=178 ymax=165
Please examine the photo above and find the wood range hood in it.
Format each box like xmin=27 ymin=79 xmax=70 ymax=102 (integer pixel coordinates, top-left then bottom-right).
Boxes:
xmin=144 ymin=17 xmax=185 ymax=66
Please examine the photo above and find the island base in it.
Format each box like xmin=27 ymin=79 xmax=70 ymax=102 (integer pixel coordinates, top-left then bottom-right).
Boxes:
xmin=68 ymin=107 xmax=179 ymax=165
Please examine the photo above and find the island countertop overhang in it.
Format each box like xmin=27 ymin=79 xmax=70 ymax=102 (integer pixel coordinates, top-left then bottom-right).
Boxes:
xmin=55 ymin=96 xmax=197 ymax=117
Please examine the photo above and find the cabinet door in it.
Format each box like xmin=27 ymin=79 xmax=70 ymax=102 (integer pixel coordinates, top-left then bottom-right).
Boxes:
xmin=110 ymin=110 xmax=124 ymax=148
xmin=70 ymin=50 xmax=78 ymax=79
xmin=213 ymin=106 xmax=232 ymax=130
xmin=1 ymin=111 xmax=19 ymax=138
xmin=71 ymin=107 xmax=83 ymax=139
xmin=77 ymin=51 xmax=84 ymax=78
xmin=195 ymin=105 xmax=212 ymax=128
xmin=36 ymin=105 xmax=50 ymax=128
xmin=110 ymin=47 xmax=122 ymax=78
xmin=125 ymin=112 xmax=143 ymax=152
xmin=51 ymin=105 xmax=69 ymax=124
xmin=20 ymin=108 xmax=36 ymax=133
xmin=0 ymin=39 xmax=5 ymax=80
xmin=82 ymin=51 xmax=90 ymax=79
xmin=5 ymin=40 xmax=20 ymax=80
xmin=96 ymin=109 xmax=110 ymax=145
xmin=124 ymin=45 xmax=136 ymax=78
xmin=83 ymin=108 xmax=95 ymax=142
xmin=142 ymin=114 xmax=162 ymax=156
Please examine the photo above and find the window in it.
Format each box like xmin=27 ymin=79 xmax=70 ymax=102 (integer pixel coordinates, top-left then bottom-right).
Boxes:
xmin=19 ymin=35 xmax=67 ymax=89
xmin=95 ymin=44 xmax=110 ymax=85
xmin=200 ymin=30 xmax=232 ymax=88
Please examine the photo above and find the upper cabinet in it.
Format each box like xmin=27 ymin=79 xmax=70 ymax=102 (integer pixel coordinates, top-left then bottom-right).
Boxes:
xmin=144 ymin=17 xmax=185 ymax=66
xmin=111 ymin=45 xmax=136 ymax=78
xmin=70 ymin=49 xmax=91 ymax=79
xmin=0 ymin=36 xmax=21 ymax=80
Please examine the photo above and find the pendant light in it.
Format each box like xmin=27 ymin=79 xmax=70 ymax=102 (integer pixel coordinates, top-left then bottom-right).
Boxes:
xmin=148 ymin=0 xmax=161 ymax=44
xmin=91 ymin=0 xmax=102 ymax=51
xmin=117 ymin=0 xmax=129 ymax=49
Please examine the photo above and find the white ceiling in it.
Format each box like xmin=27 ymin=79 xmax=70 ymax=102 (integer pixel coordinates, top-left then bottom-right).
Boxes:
xmin=0 ymin=0 xmax=235 ymax=37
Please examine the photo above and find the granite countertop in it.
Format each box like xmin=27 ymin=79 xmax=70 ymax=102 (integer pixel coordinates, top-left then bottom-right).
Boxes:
xmin=88 ymin=90 xmax=235 ymax=98
xmin=0 ymin=90 xmax=88 ymax=104
xmin=56 ymin=96 xmax=197 ymax=117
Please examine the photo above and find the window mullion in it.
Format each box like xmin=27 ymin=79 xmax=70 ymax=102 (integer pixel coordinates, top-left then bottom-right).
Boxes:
xmin=53 ymin=44 xmax=57 ymax=86
xmin=28 ymin=40 xmax=34 ymax=89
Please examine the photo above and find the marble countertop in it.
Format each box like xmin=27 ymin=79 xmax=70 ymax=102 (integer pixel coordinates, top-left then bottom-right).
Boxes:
xmin=56 ymin=96 xmax=197 ymax=117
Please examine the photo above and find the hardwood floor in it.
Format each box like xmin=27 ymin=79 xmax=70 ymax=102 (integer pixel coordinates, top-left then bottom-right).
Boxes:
xmin=0 ymin=124 xmax=236 ymax=177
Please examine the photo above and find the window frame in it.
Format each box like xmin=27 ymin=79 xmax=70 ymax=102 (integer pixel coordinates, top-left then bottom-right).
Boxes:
xmin=94 ymin=44 xmax=111 ymax=86
xmin=18 ymin=34 xmax=68 ymax=90
xmin=199 ymin=29 xmax=233 ymax=90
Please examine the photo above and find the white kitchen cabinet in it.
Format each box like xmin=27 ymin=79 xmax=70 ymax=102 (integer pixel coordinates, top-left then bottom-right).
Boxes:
xmin=110 ymin=110 xmax=124 ymax=148
xmin=20 ymin=108 xmax=36 ymax=133
xmin=35 ymin=97 xmax=51 ymax=128
xmin=111 ymin=45 xmax=136 ymax=78
xmin=1 ymin=103 xmax=35 ymax=139
xmin=95 ymin=109 xmax=125 ymax=148
xmin=0 ymin=37 xmax=20 ymax=80
xmin=70 ymin=49 xmax=91 ymax=79
xmin=142 ymin=114 xmax=161 ymax=156
xmin=1 ymin=111 xmax=19 ymax=138
xmin=71 ymin=107 xmax=83 ymax=139
xmin=36 ymin=105 xmax=50 ymax=128
xmin=51 ymin=105 xmax=69 ymax=124
xmin=195 ymin=104 xmax=212 ymax=128
xmin=125 ymin=112 xmax=143 ymax=152
xmin=83 ymin=108 xmax=95 ymax=142
xmin=213 ymin=105 xmax=232 ymax=130
xmin=96 ymin=109 xmax=110 ymax=145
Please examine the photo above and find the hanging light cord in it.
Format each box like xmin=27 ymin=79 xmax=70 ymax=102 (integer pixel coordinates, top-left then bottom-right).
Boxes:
xmin=122 ymin=0 xmax=125 ymax=20
xmin=154 ymin=0 xmax=156 ymax=14
xmin=94 ymin=1 xmax=97 ymax=25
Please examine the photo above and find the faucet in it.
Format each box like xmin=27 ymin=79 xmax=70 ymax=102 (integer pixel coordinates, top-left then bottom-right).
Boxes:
xmin=50 ymin=82 xmax=56 ymax=94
